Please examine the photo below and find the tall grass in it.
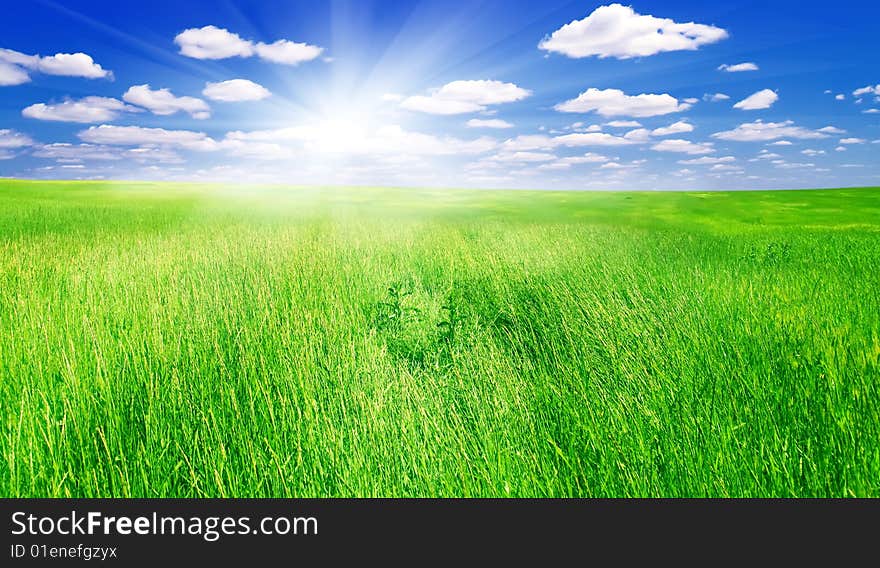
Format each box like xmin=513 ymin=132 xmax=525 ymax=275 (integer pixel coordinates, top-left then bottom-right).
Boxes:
xmin=1 ymin=181 xmax=878 ymax=497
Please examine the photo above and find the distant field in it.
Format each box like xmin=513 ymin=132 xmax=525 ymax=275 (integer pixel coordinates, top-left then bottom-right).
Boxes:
xmin=1 ymin=180 xmax=878 ymax=497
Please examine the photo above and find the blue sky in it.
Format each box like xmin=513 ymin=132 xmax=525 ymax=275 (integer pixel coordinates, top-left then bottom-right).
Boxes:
xmin=1 ymin=0 xmax=878 ymax=189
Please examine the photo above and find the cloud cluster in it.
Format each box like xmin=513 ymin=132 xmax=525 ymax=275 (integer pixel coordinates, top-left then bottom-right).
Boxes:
xmin=853 ymin=84 xmax=880 ymax=97
xmin=555 ymin=88 xmax=691 ymax=117
xmin=0 ymin=129 xmax=34 ymax=148
xmin=650 ymin=139 xmax=714 ymax=154
xmin=539 ymin=3 xmax=727 ymax=59
xmin=0 ymin=48 xmax=111 ymax=86
xmin=711 ymin=120 xmax=832 ymax=141
xmin=123 ymin=85 xmax=211 ymax=119
xmin=174 ymin=26 xmax=323 ymax=65
xmin=22 ymin=97 xmax=139 ymax=123
xmin=401 ymin=80 xmax=530 ymax=115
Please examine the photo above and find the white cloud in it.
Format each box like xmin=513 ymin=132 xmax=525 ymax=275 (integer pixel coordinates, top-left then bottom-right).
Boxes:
xmin=22 ymin=97 xmax=138 ymax=123
xmin=560 ymin=152 xmax=610 ymax=164
xmin=203 ymin=79 xmax=271 ymax=102
xmin=774 ymin=162 xmax=814 ymax=169
xmin=651 ymin=139 xmax=714 ymax=154
xmin=749 ymin=151 xmax=781 ymax=160
xmin=123 ymin=85 xmax=210 ymax=119
xmin=835 ymin=146 xmax=846 ymax=152
xmin=853 ymin=84 xmax=880 ymax=97
xmin=401 ymin=80 xmax=530 ymax=115
xmin=381 ymin=93 xmax=403 ymax=102
xmin=254 ymin=40 xmax=324 ymax=65
xmin=499 ymin=135 xmax=556 ymax=151
xmin=554 ymin=132 xmax=637 ymax=146
xmin=839 ymin=137 xmax=865 ymax=144
xmin=712 ymin=120 xmax=829 ymax=142
xmin=835 ymin=94 xmax=845 ymax=100
xmin=0 ymin=61 xmax=32 ymax=86
xmin=489 ymin=151 xmax=556 ymax=163
xmin=0 ymin=129 xmax=33 ymax=148
xmin=801 ymin=149 xmax=825 ymax=156
xmin=678 ymin=155 xmax=735 ymax=165
xmin=538 ymin=3 xmax=727 ymax=59
xmin=733 ymin=89 xmax=778 ymax=110
xmin=704 ymin=93 xmax=730 ymax=102
xmin=466 ymin=118 xmax=514 ymax=129
xmin=174 ymin=26 xmax=253 ymax=59
xmin=623 ymin=128 xmax=651 ymax=142
xmin=0 ymin=48 xmax=111 ymax=84
xmin=718 ymin=62 xmax=759 ymax=72
xmin=817 ymin=126 xmax=846 ymax=134
xmin=652 ymin=121 xmax=694 ymax=136
xmin=555 ymin=88 xmax=691 ymax=117
xmin=863 ymin=109 xmax=880 ymax=114
xmin=78 ymin=125 xmax=219 ymax=151
xmin=32 ymin=143 xmax=183 ymax=163
xmin=174 ymin=26 xmax=323 ymax=65
xmin=605 ymin=120 xmax=642 ymax=127
xmin=769 ymin=140 xmax=793 ymax=145
xmin=224 ymin=123 xmax=498 ymax=157
xmin=682 ymin=97 xmax=699 ymax=104
xmin=710 ymin=164 xmax=742 ymax=171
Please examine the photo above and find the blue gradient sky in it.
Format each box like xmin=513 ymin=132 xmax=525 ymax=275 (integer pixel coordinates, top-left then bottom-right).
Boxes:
xmin=1 ymin=0 xmax=878 ymax=189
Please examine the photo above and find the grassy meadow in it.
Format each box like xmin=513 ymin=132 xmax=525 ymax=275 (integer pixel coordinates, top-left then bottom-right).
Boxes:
xmin=1 ymin=180 xmax=879 ymax=497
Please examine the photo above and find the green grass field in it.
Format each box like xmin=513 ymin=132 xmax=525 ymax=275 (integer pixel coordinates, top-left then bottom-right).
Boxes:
xmin=1 ymin=180 xmax=879 ymax=497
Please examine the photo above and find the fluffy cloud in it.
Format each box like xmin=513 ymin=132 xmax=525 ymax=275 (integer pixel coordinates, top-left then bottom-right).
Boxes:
xmin=650 ymin=139 xmax=714 ymax=154
xmin=0 ymin=129 xmax=33 ymax=148
xmin=555 ymin=88 xmax=691 ymax=117
xmin=401 ymin=80 xmax=530 ymax=115
xmin=78 ymin=125 xmax=218 ymax=151
xmin=733 ymin=89 xmax=778 ymax=110
xmin=123 ymin=85 xmax=210 ymax=119
xmin=254 ymin=40 xmax=324 ymax=65
xmin=538 ymin=3 xmax=727 ymax=59
xmin=712 ymin=120 xmax=829 ymax=142
xmin=801 ymin=149 xmax=825 ymax=156
xmin=652 ymin=121 xmax=694 ymax=136
xmin=605 ymin=120 xmax=642 ymax=127
xmin=853 ymin=84 xmax=880 ymax=97
xmin=203 ymin=79 xmax=271 ymax=102
xmin=835 ymin=94 xmax=845 ymax=100
xmin=174 ymin=26 xmax=323 ymax=65
xmin=839 ymin=137 xmax=865 ymax=144
xmin=0 ymin=48 xmax=111 ymax=85
xmin=718 ymin=62 xmax=758 ymax=72
xmin=22 ymin=97 xmax=138 ymax=123
xmin=466 ymin=118 xmax=513 ymax=129
xmin=678 ymin=155 xmax=735 ymax=165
